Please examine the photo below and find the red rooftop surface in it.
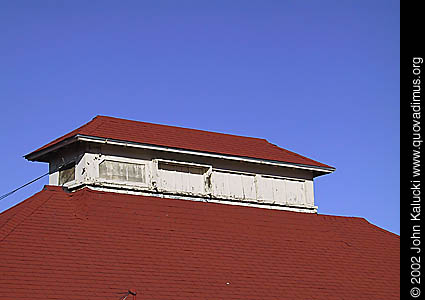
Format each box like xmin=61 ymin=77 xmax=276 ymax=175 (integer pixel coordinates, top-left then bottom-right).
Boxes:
xmin=0 ymin=186 xmax=399 ymax=299
xmin=26 ymin=115 xmax=333 ymax=169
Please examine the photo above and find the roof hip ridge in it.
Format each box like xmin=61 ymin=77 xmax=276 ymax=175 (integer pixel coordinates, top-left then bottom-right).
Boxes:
xmin=0 ymin=189 xmax=55 ymax=243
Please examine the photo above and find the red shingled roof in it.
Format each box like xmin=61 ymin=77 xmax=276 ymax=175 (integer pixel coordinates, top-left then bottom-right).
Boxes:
xmin=26 ymin=115 xmax=333 ymax=169
xmin=0 ymin=186 xmax=399 ymax=299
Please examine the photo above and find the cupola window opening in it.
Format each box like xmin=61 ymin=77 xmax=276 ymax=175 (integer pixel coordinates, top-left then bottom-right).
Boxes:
xmin=58 ymin=162 xmax=75 ymax=186
xmin=99 ymin=160 xmax=146 ymax=184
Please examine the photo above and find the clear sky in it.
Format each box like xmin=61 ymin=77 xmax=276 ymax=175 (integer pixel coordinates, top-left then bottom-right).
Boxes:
xmin=0 ymin=1 xmax=400 ymax=233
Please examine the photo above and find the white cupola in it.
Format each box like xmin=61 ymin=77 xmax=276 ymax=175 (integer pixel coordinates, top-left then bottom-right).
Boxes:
xmin=25 ymin=116 xmax=334 ymax=213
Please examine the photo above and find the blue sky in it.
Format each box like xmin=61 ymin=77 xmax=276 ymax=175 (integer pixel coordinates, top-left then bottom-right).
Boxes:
xmin=0 ymin=1 xmax=400 ymax=233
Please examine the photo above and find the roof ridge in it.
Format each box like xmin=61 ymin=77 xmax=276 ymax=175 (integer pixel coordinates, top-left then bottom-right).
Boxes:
xmin=84 ymin=115 xmax=107 ymax=136
xmin=361 ymin=218 xmax=400 ymax=238
xmin=316 ymin=213 xmax=400 ymax=236
xmin=267 ymin=141 xmax=333 ymax=169
xmin=96 ymin=115 xmax=269 ymax=142
xmin=66 ymin=187 xmax=92 ymax=220
xmin=0 ymin=188 xmax=56 ymax=243
xmin=317 ymin=213 xmax=362 ymax=219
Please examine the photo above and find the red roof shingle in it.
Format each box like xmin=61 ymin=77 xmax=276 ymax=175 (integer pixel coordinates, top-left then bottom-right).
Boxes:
xmin=0 ymin=186 xmax=399 ymax=299
xmin=26 ymin=115 xmax=333 ymax=169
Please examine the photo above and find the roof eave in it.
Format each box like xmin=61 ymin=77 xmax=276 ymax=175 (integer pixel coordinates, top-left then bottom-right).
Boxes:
xmin=25 ymin=134 xmax=335 ymax=175
xmin=24 ymin=135 xmax=79 ymax=162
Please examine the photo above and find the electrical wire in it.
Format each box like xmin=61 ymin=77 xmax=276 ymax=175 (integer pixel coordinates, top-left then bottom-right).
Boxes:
xmin=0 ymin=172 xmax=49 ymax=201
xmin=120 ymin=294 xmax=129 ymax=300
xmin=116 ymin=290 xmax=137 ymax=300
xmin=0 ymin=161 xmax=71 ymax=202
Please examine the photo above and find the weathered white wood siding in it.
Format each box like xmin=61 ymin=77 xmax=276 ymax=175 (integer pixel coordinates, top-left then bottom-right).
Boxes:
xmin=285 ymin=179 xmax=306 ymax=205
xmin=257 ymin=176 xmax=285 ymax=204
xmin=51 ymin=151 xmax=316 ymax=211
xmin=212 ymin=171 xmax=256 ymax=201
xmin=257 ymin=176 xmax=306 ymax=206
xmin=157 ymin=162 xmax=207 ymax=195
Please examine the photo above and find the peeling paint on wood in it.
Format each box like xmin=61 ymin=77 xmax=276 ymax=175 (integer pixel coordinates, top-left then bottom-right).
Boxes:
xmin=48 ymin=144 xmax=318 ymax=212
